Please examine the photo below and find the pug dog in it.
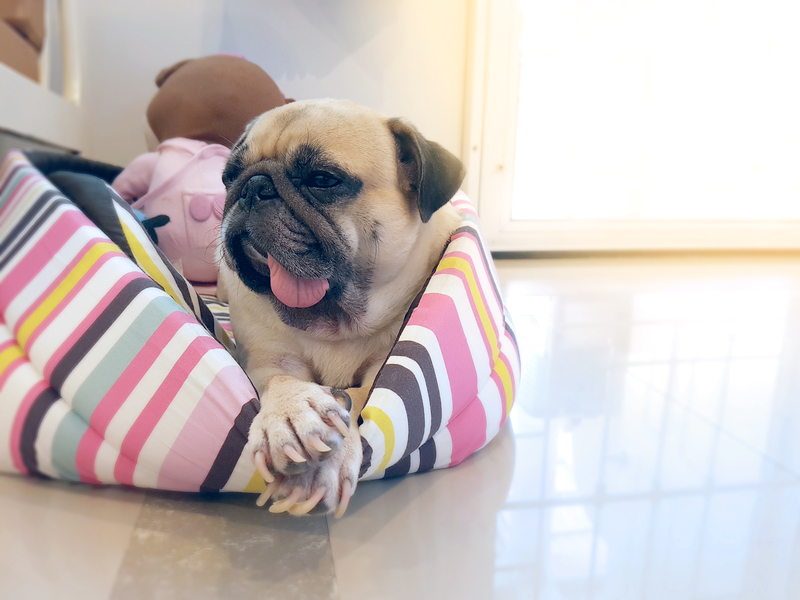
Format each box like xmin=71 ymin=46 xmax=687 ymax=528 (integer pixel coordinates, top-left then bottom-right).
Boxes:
xmin=218 ymin=99 xmax=464 ymax=517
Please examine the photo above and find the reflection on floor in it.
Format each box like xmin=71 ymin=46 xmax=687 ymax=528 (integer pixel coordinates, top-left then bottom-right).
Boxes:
xmin=3 ymin=255 xmax=800 ymax=599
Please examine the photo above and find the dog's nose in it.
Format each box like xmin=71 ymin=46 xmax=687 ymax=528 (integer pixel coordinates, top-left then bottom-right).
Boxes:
xmin=240 ymin=175 xmax=278 ymax=206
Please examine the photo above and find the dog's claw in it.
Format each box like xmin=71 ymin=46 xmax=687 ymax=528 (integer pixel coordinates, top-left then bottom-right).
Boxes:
xmin=331 ymin=388 xmax=352 ymax=411
xmin=288 ymin=487 xmax=327 ymax=516
xmin=269 ymin=487 xmax=304 ymax=513
xmin=309 ymin=434 xmax=331 ymax=453
xmin=329 ymin=413 xmax=350 ymax=437
xmin=284 ymin=445 xmax=307 ymax=463
xmin=335 ymin=480 xmax=353 ymax=518
xmin=254 ymin=450 xmax=275 ymax=483
xmin=256 ymin=481 xmax=277 ymax=507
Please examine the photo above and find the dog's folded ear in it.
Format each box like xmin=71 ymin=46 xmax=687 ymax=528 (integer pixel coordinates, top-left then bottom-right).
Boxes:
xmin=388 ymin=118 xmax=466 ymax=223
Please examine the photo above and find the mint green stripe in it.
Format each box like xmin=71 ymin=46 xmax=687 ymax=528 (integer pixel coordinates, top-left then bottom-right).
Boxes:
xmin=0 ymin=165 xmax=34 ymax=209
xmin=50 ymin=411 xmax=89 ymax=481
xmin=71 ymin=294 xmax=177 ymax=419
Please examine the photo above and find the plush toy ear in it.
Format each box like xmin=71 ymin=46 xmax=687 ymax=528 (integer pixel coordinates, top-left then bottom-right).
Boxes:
xmin=388 ymin=118 xmax=465 ymax=223
xmin=154 ymin=59 xmax=192 ymax=87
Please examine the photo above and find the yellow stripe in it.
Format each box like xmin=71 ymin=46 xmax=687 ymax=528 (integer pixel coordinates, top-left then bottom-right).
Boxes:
xmin=120 ymin=220 xmax=184 ymax=307
xmin=494 ymin=357 xmax=514 ymax=417
xmin=436 ymin=256 xmax=499 ymax=363
xmin=17 ymin=242 xmax=119 ymax=348
xmin=361 ymin=406 xmax=395 ymax=473
xmin=243 ymin=470 xmax=268 ymax=494
xmin=0 ymin=345 xmax=25 ymax=374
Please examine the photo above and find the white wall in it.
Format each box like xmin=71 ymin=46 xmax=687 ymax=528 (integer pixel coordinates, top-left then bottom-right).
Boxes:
xmin=76 ymin=0 xmax=468 ymax=166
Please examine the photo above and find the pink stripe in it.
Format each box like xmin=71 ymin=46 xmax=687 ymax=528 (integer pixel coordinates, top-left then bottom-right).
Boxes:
xmin=435 ymin=267 xmax=494 ymax=361
xmin=9 ymin=379 xmax=49 ymax=475
xmin=448 ymin=233 xmax=502 ymax=307
xmin=158 ymin=365 xmax=258 ymax=491
xmin=42 ymin=271 xmax=142 ymax=380
xmin=446 ymin=398 xmax=487 ymax=467
xmin=436 ymin=247 xmax=501 ymax=349
xmin=113 ymin=335 xmax=221 ymax=485
xmin=89 ymin=311 xmax=198 ymax=436
xmin=74 ymin=431 xmax=103 ymax=485
xmin=408 ymin=293 xmax=478 ymax=417
xmin=0 ymin=171 xmax=37 ymax=220
xmin=0 ymin=209 xmax=86 ymax=308
xmin=489 ymin=350 xmax=515 ymax=427
xmin=451 ymin=201 xmax=477 ymax=217
xmin=10 ymin=233 xmax=115 ymax=336
xmin=73 ymin=311 xmax=196 ymax=483
xmin=21 ymin=247 xmax=125 ymax=352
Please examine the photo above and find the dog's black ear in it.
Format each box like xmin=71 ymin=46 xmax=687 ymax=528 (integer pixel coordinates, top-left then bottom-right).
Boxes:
xmin=388 ymin=118 xmax=465 ymax=222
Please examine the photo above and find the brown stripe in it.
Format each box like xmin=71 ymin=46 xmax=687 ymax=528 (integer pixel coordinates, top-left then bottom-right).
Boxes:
xmin=386 ymin=340 xmax=442 ymax=435
xmin=49 ymin=277 xmax=160 ymax=392
xmin=0 ymin=192 xmax=68 ymax=270
xmin=200 ymin=397 xmax=260 ymax=492
xmin=19 ymin=387 xmax=60 ymax=477
xmin=383 ymin=454 xmax=411 ymax=478
xmin=418 ymin=438 xmax=437 ymax=473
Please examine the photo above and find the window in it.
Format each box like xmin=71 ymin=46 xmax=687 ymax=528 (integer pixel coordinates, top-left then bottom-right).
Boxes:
xmin=468 ymin=0 xmax=800 ymax=251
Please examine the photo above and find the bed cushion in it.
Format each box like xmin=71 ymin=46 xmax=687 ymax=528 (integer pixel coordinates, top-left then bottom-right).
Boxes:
xmin=0 ymin=150 xmax=519 ymax=492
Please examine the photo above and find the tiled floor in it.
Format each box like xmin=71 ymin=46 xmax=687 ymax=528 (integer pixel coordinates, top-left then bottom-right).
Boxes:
xmin=3 ymin=254 xmax=800 ymax=599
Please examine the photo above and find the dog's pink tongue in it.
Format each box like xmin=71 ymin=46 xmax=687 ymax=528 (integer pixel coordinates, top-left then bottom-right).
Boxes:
xmin=267 ymin=255 xmax=329 ymax=308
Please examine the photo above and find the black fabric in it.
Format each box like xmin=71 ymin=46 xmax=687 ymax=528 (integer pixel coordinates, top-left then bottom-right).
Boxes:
xmin=24 ymin=150 xmax=123 ymax=184
xmin=48 ymin=171 xmax=134 ymax=258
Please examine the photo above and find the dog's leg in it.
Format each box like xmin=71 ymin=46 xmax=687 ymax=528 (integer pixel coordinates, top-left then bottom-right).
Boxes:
xmin=248 ymin=375 xmax=352 ymax=478
xmin=249 ymin=384 xmax=362 ymax=517
xmin=249 ymin=369 xmax=383 ymax=517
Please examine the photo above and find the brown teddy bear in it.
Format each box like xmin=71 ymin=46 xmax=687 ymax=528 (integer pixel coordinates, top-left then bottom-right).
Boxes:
xmin=113 ymin=55 xmax=292 ymax=283
xmin=146 ymin=54 xmax=292 ymax=148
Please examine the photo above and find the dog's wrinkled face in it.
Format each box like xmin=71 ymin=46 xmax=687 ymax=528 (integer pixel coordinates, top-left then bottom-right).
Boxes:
xmin=220 ymin=99 xmax=464 ymax=334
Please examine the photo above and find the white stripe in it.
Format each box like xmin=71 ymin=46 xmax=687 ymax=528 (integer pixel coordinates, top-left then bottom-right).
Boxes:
xmin=0 ymin=176 xmax=53 ymax=241
xmin=221 ymin=452 xmax=260 ymax=492
xmin=502 ymin=325 xmax=522 ymax=390
xmin=115 ymin=206 xmax=191 ymax=309
xmin=0 ymin=152 xmax=25 ymax=191
xmin=103 ymin=321 xmax=207 ymax=455
xmin=0 ymin=356 xmax=39 ymax=474
xmin=432 ymin=426 xmax=453 ymax=470
xmin=382 ymin=355 xmax=432 ymax=444
xmin=0 ymin=200 xmax=73 ymax=284
xmin=93 ymin=438 xmax=121 ymax=484
xmin=477 ymin=374 xmax=503 ymax=446
xmin=33 ymin=399 xmax=71 ymax=479
xmin=399 ymin=324 xmax=453 ymax=429
xmin=359 ymin=418 xmax=388 ymax=479
xmin=361 ymin=388 xmax=408 ymax=474
xmin=3 ymin=223 xmax=112 ymax=331
xmin=59 ymin=286 xmax=165 ymax=404
xmin=407 ymin=448 xmax=420 ymax=475
xmin=425 ymin=272 xmax=492 ymax=384
xmin=133 ymin=346 xmax=232 ymax=489
xmin=444 ymin=232 xmax=504 ymax=332
xmin=26 ymin=256 xmax=141 ymax=370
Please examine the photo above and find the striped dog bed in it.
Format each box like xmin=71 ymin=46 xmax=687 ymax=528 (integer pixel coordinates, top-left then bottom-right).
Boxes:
xmin=0 ymin=150 xmax=519 ymax=493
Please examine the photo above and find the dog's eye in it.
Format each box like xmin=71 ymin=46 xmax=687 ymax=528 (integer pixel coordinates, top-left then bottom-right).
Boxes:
xmin=222 ymin=163 xmax=242 ymax=189
xmin=308 ymin=172 xmax=340 ymax=188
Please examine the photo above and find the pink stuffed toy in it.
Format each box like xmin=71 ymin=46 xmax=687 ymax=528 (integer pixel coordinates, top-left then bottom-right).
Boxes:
xmin=112 ymin=55 xmax=292 ymax=283
xmin=112 ymin=138 xmax=229 ymax=282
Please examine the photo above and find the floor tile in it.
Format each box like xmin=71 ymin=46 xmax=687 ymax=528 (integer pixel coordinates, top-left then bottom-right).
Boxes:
xmin=110 ymin=491 xmax=336 ymax=600
xmin=327 ymin=426 xmax=517 ymax=600
xmin=0 ymin=474 xmax=143 ymax=600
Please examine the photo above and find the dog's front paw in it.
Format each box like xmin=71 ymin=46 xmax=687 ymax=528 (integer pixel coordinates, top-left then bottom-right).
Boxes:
xmin=248 ymin=376 xmax=352 ymax=478
xmin=256 ymin=424 xmax=362 ymax=517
